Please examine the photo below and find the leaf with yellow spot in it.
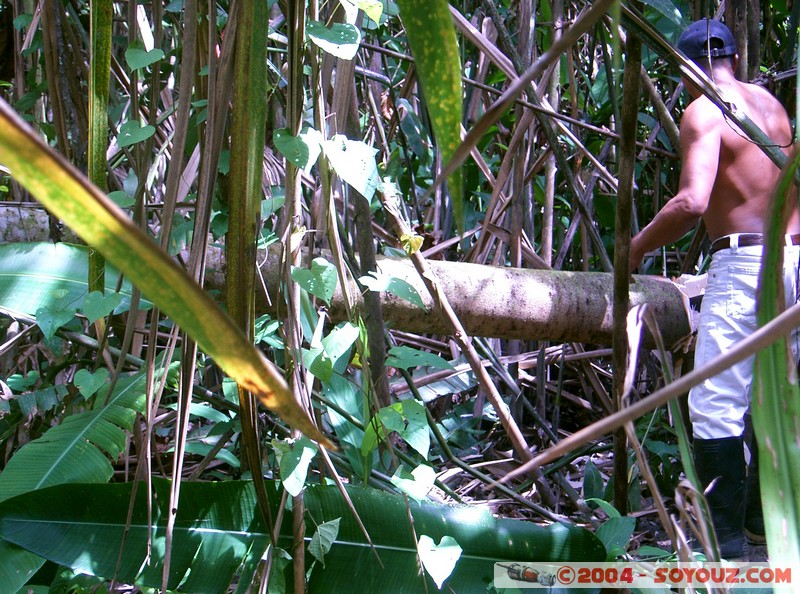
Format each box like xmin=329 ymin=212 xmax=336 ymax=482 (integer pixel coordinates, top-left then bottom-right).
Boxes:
xmin=396 ymin=0 xmax=463 ymax=233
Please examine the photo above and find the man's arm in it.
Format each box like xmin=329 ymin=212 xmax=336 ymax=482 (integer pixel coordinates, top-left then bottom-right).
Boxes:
xmin=630 ymin=100 xmax=722 ymax=271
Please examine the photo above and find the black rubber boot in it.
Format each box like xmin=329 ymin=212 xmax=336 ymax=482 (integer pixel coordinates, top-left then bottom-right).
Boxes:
xmin=693 ymin=436 xmax=747 ymax=558
xmin=744 ymin=437 xmax=766 ymax=544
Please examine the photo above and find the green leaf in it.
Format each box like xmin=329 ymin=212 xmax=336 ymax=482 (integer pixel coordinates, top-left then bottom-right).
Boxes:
xmin=273 ymin=127 xmax=322 ymax=173
xmin=0 ymin=480 xmax=605 ymax=592
xmin=417 ymin=534 xmax=462 ymax=589
xmin=643 ymin=0 xmax=685 ymax=28
xmin=34 ymin=303 xmax=76 ymax=340
xmin=117 ymin=120 xmax=156 ymax=147
xmin=0 ymin=365 xmax=164 ymax=504
xmin=584 ymin=497 xmax=622 ymax=519
xmin=390 ymin=463 xmax=436 ymax=502
xmin=595 ymin=516 xmax=636 ymax=558
xmin=274 ymin=436 xmax=319 ymax=496
xmin=306 ymin=21 xmax=361 ymax=59
xmin=81 ymin=290 xmax=122 ymax=323
xmin=321 ymin=322 xmax=359 ymax=368
xmin=107 ymin=190 xmax=135 ymax=207
xmin=0 ymin=243 xmax=146 ymax=317
xmin=308 ymin=518 xmax=340 ymax=567
xmin=363 ymin=400 xmax=430 ymax=459
xmin=357 ymin=0 xmax=383 ymax=24
xmin=303 ymin=321 xmax=359 ymax=383
xmin=322 ymin=135 xmax=379 ymax=199
xmin=0 ymin=539 xmax=42 ymax=593
xmin=73 ymin=368 xmax=109 ymax=398
xmin=291 ymin=257 xmax=338 ymax=304
xmin=124 ymin=45 xmax=166 ymax=70
xmin=582 ymin=460 xmax=605 ymax=501
xmin=339 ymin=0 xmax=383 ymax=24
xmin=386 ymin=345 xmax=453 ymax=371
xmin=359 ymin=271 xmax=426 ymax=310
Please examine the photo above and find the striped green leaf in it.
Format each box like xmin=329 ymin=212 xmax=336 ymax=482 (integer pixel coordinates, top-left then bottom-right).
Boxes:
xmin=396 ymin=0 xmax=463 ymax=232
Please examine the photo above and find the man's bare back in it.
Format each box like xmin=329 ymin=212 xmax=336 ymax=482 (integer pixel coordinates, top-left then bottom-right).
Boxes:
xmin=629 ymin=55 xmax=799 ymax=270
xmin=684 ymin=79 xmax=799 ymax=241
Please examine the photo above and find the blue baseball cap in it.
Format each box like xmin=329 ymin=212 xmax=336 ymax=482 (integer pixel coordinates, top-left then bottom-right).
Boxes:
xmin=677 ymin=19 xmax=737 ymax=60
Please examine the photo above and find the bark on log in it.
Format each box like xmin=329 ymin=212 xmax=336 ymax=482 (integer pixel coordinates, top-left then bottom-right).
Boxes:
xmin=209 ymin=247 xmax=693 ymax=348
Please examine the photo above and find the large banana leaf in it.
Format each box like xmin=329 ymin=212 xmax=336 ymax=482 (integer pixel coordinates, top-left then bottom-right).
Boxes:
xmin=0 ymin=364 xmax=172 ymax=592
xmin=0 ymin=368 xmax=161 ymax=502
xmin=0 ymin=242 xmax=145 ymax=316
xmin=0 ymin=479 xmax=604 ymax=593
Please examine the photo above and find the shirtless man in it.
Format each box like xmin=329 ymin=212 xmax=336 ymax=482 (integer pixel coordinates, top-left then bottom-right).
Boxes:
xmin=630 ymin=19 xmax=800 ymax=558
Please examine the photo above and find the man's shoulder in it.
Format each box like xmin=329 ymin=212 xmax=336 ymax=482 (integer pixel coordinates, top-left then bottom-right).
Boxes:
xmin=681 ymin=97 xmax=725 ymax=129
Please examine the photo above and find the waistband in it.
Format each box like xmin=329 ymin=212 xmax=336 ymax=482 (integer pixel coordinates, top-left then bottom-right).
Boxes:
xmin=709 ymin=233 xmax=800 ymax=256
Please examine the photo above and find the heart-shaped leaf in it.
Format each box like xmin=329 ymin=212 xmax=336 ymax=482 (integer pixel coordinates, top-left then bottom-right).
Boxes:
xmin=273 ymin=128 xmax=322 ymax=172
xmin=35 ymin=304 xmax=77 ymax=340
xmin=107 ymin=191 xmax=135 ymax=208
xmin=291 ymin=257 xmax=338 ymax=304
xmin=117 ymin=121 xmax=156 ymax=148
xmin=322 ymin=135 xmax=379 ymax=199
xmin=309 ymin=518 xmax=340 ymax=567
xmin=124 ymin=45 xmax=165 ymax=71
xmin=306 ymin=21 xmax=361 ymax=59
xmin=273 ymin=436 xmax=318 ymax=497
xmin=417 ymin=535 xmax=462 ymax=589
xmin=73 ymin=368 xmax=109 ymax=398
xmin=391 ymin=463 xmax=436 ymax=503
xmin=81 ymin=291 xmax=122 ymax=323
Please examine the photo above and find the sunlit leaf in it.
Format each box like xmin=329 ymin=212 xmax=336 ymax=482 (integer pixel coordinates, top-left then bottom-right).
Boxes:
xmin=359 ymin=271 xmax=426 ymax=310
xmin=0 ymin=479 xmax=606 ymax=592
xmin=274 ymin=436 xmax=319 ymax=496
xmin=306 ymin=21 xmax=361 ymax=59
xmin=34 ymin=302 xmax=76 ymax=340
xmin=362 ymin=400 xmax=430 ymax=458
xmin=322 ymin=135 xmax=379 ymax=199
xmin=273 ymin=127 xmax=323 ymax=173
xmin=291 ymin=257 xmax=338 ymax=305
xmin=390 ymin=463 xmax=436 ymax=502
xmin=417 ymin=535 xmax=462 ymax=589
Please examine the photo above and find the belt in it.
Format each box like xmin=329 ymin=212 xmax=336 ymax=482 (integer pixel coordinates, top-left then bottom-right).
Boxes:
xmin=709 ymin=233 xmax=800 ymax=255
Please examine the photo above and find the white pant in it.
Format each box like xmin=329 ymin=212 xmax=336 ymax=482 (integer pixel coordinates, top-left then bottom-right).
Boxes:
xmin=689 ymin=240 xmax=800 ymax=439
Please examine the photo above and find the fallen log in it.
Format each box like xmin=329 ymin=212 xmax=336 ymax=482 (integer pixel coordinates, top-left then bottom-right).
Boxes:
xmin=208 ymin=248 xmax=693 ymax=348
